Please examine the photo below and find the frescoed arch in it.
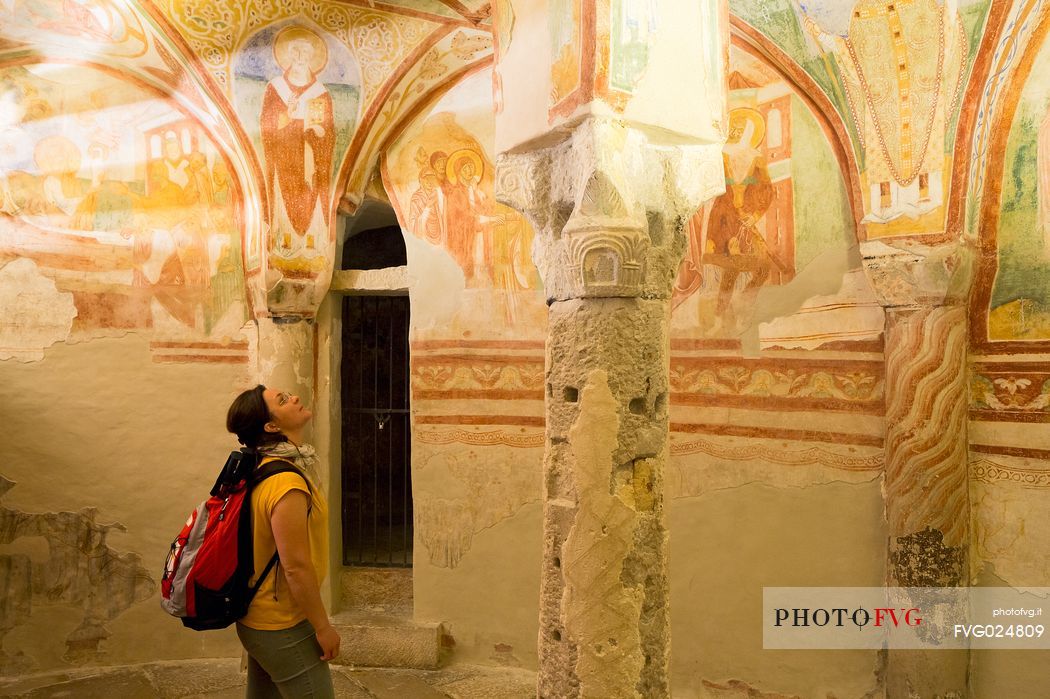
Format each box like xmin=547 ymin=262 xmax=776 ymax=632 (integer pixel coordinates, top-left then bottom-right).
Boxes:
xmin=972 ymin=3 xmax=1050 ymax=349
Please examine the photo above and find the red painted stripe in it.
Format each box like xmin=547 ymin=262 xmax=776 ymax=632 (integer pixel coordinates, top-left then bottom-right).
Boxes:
xmin=670 ymin=421 xmax=883 ymax=447
xmin=415 ymin=414 xmax=545 ymax=426
xmin=414 ymin=389 xmax=544 ymax=401
xmin=971 ymin=443 xmax=1050 ymax=460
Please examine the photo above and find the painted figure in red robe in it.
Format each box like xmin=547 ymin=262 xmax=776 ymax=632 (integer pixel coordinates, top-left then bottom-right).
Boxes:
xmin=260 ymin=26 xmax=334 ymax=255
xmin=674 ymin=107 xmax=776 ymax=333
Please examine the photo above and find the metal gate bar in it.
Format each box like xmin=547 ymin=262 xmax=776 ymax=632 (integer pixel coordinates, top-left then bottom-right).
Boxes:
xmin=341 ymin=295 xmax=412 ymax=567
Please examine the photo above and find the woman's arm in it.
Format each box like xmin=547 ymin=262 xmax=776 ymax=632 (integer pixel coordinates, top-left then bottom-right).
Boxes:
xmin=270 ymin=489 xmax=342 ymax=661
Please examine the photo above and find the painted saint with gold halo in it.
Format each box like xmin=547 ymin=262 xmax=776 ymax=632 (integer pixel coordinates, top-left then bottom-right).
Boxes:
xmin=260 ymin=26 xmax=334 ymax=266
xmin=444 ymin=147 xmax=490 ymax=280
xmin=674 ymin=107 xmax=777 ymax=334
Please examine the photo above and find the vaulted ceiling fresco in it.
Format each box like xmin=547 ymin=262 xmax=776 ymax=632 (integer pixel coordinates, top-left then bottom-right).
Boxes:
xmin=0 ymin=0 xmax=1038 ymax=329
xmin=0 ymin=0 xmax=494 ymax=321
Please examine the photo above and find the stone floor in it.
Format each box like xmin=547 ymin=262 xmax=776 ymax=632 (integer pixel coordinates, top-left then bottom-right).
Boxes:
xmin=0 ymin=659 xmax=538 ymax=698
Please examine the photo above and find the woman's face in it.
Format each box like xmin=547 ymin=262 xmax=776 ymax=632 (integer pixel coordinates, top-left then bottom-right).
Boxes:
xmin=263 ymin=387 xmax=312 ymax=432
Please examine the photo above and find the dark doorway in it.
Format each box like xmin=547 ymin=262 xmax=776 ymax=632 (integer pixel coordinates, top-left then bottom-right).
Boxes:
xmin=341 ymin=294 xmax=412 ymax=567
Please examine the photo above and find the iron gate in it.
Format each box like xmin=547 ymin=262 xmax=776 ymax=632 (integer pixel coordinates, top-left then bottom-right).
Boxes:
xmin=341 ymin=295 xmax=412 ymax=567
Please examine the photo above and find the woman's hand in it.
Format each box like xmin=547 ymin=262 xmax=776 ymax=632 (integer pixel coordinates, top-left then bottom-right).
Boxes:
xmin=315 ymin=623 xmax=342 ymax=661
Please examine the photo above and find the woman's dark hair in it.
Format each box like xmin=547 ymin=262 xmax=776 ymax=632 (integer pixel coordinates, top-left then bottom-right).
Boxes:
xmin=226 ymin=384 xmax=287 ymax=448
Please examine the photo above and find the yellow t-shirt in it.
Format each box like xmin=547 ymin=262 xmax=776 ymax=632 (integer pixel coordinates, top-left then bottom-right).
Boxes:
xmin=240 ymin=459 xmax=329 ymax=630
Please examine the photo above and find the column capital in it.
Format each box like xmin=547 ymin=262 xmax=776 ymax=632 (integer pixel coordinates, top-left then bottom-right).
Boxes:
xmin=859 ymin=238 xmax=976 ymax=309
xmin=496 ymin=116 xmax=724 ymax=302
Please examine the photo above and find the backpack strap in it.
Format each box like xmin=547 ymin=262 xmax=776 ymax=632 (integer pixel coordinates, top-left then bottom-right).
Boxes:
xmin=248 ymin=458 xmax=313 ymax=598
xmin=252 ymin=457 xmax=310 ymax=491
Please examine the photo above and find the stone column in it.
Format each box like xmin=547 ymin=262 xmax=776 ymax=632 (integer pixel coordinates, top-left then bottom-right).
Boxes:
xmin=492 ymin=0 xmax=728 ymax=692
xmin=862 ymin=240 xmax=974 ymax=698
xmin=498 ymin=119 xmax=723 ymax=698
xmin=253 ymin=316 xmax=315 ymax=410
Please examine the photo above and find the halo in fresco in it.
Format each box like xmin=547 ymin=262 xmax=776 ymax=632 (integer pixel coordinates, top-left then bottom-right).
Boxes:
xmin=273 ymin=26 xmax=329 ymax=75
xmin=670 ymin=45 xmax=860 ymax=344
xmin=383 ymin=68 xmax=544 ymax=329
xmin=233 ymin=20 xmax=360 ymax=275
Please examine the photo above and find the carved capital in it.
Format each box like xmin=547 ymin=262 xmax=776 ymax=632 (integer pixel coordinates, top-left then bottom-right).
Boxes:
xmin=859 ymin=238 xmax=975 ymax=309
xmin=496 ymin=117 xmax=724 ymax=302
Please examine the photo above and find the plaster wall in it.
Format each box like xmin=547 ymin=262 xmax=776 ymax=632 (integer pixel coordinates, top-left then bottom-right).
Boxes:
xmin=6 ymin=0 xmax=1050 ymax=694
xmin=967 ymin=419 xmax=1050 ymax=699
xmin=0 ymin=335 xmax=252 ymax=672
xmin=670 ymin=481 xmax=886 ymax=698
xmin=494 ymin=0 xmax=727 ymax=154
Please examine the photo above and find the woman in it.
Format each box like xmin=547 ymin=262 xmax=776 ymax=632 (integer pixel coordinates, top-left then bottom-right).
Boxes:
xmin=226 ymin=384 xmax=340 ymax=698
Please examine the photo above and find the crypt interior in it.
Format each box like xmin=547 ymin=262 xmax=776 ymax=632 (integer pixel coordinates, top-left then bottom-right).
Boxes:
xmin=2 ymin=0 xmax=1050 ymax=696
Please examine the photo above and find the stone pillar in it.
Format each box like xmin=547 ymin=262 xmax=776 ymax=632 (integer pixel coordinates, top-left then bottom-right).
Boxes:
xmin=862 ymin=241 xmax=973 ymax=698
xmin=253 ymin=317 xmax=315 ymax=412
xmin=492 ymin=1 xmax=729 ymax=692
xmin=498 ymin=119 xmax=723 ymax=697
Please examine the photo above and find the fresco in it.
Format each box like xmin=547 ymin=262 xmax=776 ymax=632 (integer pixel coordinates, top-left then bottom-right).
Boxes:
xmin=670 ymin=46 xmax=855 ymax=340
xmin=0 ymin=0 xmax=148 ymax=58
xmin=384 ymin=69 xmax=543 ymax=329
xmin=0 ymin=63 xmax=246 ymax=358
xmin=609 ymin=0 xmax=658 ymax=93
xmin=550 ymin=0 xmax=583 ymax=110
xmin=986 ymin=31 xmax=1050 ymax=342
xmin=799 ymin=0 xmax=965 ymax=237
xmin=491 ymin=0 xmax=515 ymax=113
xmin=233 ymin=22 xmax=360 ymax=278
xmin=731 ymin=0 xmax=989 ymax=238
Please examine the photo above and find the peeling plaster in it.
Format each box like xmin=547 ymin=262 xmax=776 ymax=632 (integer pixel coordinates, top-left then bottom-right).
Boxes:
xmin=742 ymin=245 xmax=864 ymax=354
xmin=0 ymin=475 xmax=154 ymax=672
xmin=700 ymin=678 xmax=802 ymax=699
xmin=891 ymin=528 xmax=966 ymax=587
xmin=0 ymin=259 xmax=77 ymax=362
xmin=414 ymin=449 xmax=541 ymax=568
xmin=255 ymin=319 xmax=314 ymax=402
xmin=403 ymin=223 xmax=466 ymax=331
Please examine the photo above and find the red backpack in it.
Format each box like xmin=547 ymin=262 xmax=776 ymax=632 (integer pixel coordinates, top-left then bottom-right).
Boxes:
xmin=160 ymin=449 xmax=304 ymax=630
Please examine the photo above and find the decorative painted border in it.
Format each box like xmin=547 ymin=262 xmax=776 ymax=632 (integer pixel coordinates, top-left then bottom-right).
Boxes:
xmin=971 ymin=457 xmax=1050 ymax=487
xmin=410 ymin=350 xmax=885 ymax=415
xmin=411 ymin=424 xmax=886 ymax=465
xmin=970 ymin=361 xmax=1050 ymax=421
xmin=670 ymin=436 xmax=884 ymax=470
xmin=959 ymin=0 xmax=1041 ymax=238
xmin=670 ymin=421 xmax=882 ymax=448
xmin=415 ymin=427 xmax=544 ymax=448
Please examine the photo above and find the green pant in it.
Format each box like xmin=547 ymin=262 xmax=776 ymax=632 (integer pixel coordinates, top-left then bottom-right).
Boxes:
xmin=236 ymin=619 xmax=335 ymax=699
